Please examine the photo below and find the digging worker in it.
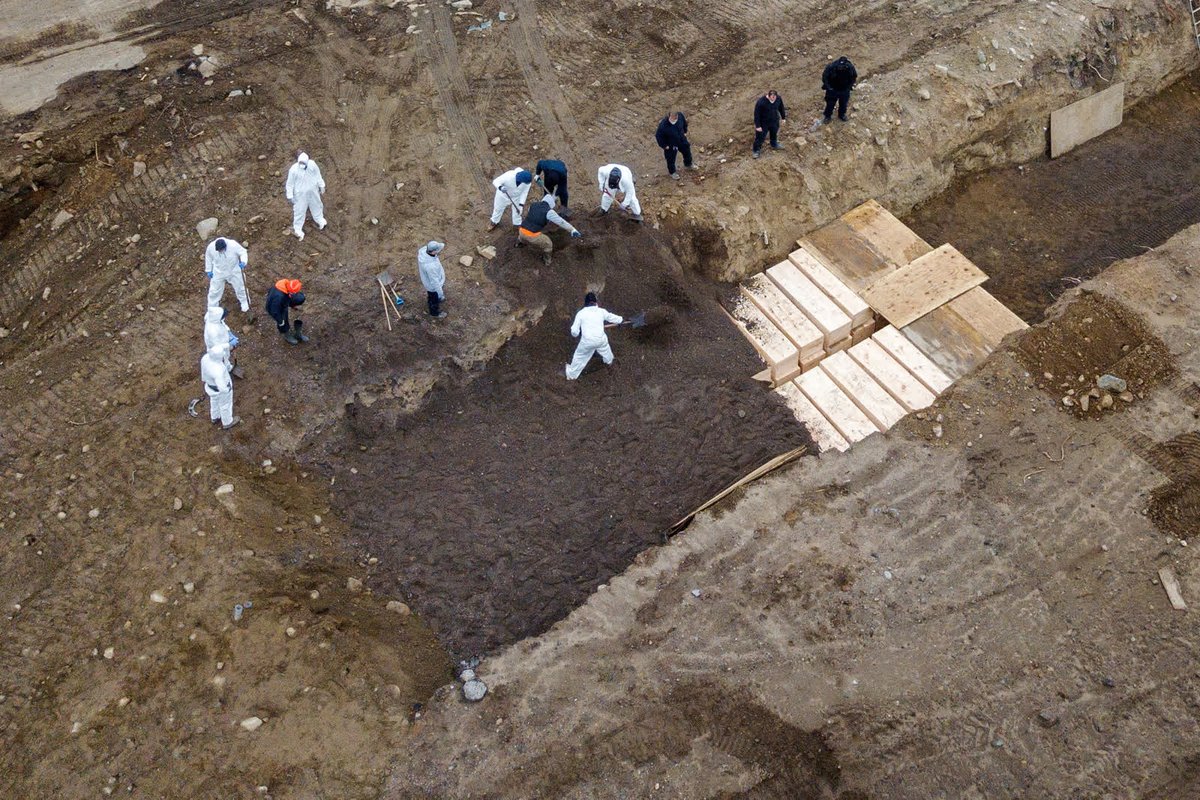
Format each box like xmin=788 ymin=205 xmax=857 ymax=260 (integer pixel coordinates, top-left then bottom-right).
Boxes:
xmin=821 ymin=56 xmax=858 ymax=123
xmin=752 ymin=89 xmax=786 ymax=158
xmin=565 ymin=291 xmax=622 ymax=380
xmin=417 ymin=240 xmax=448 ymax=319
xmin=518 ymin=195 xmax=581 ymax=265
xmin=534 ymin=158 xmax=571 ymax=217
xmin=597 ymin=164 xmax=642 ymax=222
xmin=200 ymin=343 xmax=239 ymax=429
xmin=204 ymin=236 xmax=250 ymax=312
xmin=655 ymin=110 xmax=694 ymax=179
xmin=489 ymin=167 xmax=533 ymax=230
xmin=265 ymin=278 xmax=308 ymax=345
xmin=285 ymin=151 xmax=327 ymax=241
xmin=203 ymin=306 xmax=242 ymax=377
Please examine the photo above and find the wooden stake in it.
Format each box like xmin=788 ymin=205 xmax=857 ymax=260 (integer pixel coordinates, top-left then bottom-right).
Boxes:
xmin=378 ymin=283 xmax=392 ymax=331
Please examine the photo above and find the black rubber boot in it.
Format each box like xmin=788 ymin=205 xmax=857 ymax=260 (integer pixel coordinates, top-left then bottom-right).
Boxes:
xmin=281 ymin=325 xmax=299 ymax=345
xmin=294 ymin=319 xmax=310 ymax=343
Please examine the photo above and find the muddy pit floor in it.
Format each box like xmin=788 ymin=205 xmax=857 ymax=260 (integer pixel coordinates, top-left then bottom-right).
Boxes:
xmin=906 ymin=70 xmax=1200 ymax=323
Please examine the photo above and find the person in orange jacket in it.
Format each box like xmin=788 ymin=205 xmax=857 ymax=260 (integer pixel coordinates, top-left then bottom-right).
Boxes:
xmin=265 ymin=278 xmax=308 ymax=345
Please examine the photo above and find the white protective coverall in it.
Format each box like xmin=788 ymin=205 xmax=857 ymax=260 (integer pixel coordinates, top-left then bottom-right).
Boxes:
xmin=597 ymin=164 xmax=641 ymax=216
xmin=565 ymin=304 xmax=623 ymax=380
xmin=285 ymin=153 xmax=326 ymax=239
xmin=417 ymin=244 xmax=446 ymax=299
xmin=203 ymin=307 xmax=236 ymax=368
xmin=490 ymin=168 xmax=532 ymax=226
xmin=200 ymin=344 xmax=234 ymax=426
xmin=204 ymin=238 xmax=250 ymax=311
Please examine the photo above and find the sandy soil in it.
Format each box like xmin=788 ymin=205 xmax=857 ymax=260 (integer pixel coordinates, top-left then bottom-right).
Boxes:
xmin=388 ymin=223 xmax=1200 ymax=798
xmin=1 ymin=0 xmax=1198 ymax=797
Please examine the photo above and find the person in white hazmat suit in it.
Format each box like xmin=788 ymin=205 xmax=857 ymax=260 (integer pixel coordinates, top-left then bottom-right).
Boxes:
xmin=565 ymin=291 xmax=623 ymax=380
xmin=489 ymin=168 xmax=533 ymax=229
xmin=204 ymin=237 xmax=250 ymax=312
xmin=204 ymin=306 xmax=241 ymax=375
xmin=200 ymin=343 xmax=240 ymax=429
xmin=597 ymin=164 xmax=642 ymax=222
xmin=285 ymin=152 xmax=326 ymax=240
xmin=417 ymin=241 xmax=448 ymax=319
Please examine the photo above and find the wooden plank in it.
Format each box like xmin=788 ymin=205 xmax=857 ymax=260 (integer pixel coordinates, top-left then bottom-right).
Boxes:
xmin=775 ymin=381 xmax=849 ymax=453
xmin=861 ymin=244 xmax=988 ymax=329
xmin=841 ymin=199 xmax=934 ymax=268
xmin=1158 ymin=567 xmax=1187 ymax=610
xmin=827 ymin=338 xmax=850 ymax=355
xmin=765 ymin=260 xmax=852 ymax=347
xmin=851 ymin=319 xmax=876 ymax=345
xmin=1051 ymin=82 xmax=1124 ymax=158
xmin=796 ymin=368 xmax=880 ymax=443
xmin=902 ymin=306 xmax=994 ymax=381
xmin=946 ymin=287 xmax=1028 ymax=347
xmin=847 ymin=338 xmax=937 ymax=412
xmin=726 ymin=296 xmax=799 ymax=380
xmin=800 ymin=223 xmax=893 ymax=293
xmin=787 ymin=246 xmax=873 ymax=327
xmin=820 ymin=352 xmax=907 ymax=430
xmin=741 ymin=276 xmax=824 ymax=357
xmin=872 ymin=325 xmax=954 ymax=395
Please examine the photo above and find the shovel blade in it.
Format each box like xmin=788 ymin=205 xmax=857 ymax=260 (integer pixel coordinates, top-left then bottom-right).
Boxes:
xmin=627 ymin=312 xmax=647 ymax=328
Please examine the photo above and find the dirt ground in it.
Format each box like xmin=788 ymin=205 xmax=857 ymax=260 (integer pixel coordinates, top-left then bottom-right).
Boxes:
xmin=2 ymin=0 xmax=1199 ymax=797
xmin=906 ymin=70 xmax=1200 ymax=322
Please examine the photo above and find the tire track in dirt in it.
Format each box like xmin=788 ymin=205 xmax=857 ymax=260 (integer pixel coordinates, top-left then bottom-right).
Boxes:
xmin=420 ymin=4 xmax=494 ymax=195
xmin=508 ymin=0 xmax=593 ymax=167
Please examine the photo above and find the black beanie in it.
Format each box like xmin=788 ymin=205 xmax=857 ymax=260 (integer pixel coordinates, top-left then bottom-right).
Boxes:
xmin=584 ymin=292 xmax=598 ymax=306
xmin=607 ymin=168 xmax=621 ymax=189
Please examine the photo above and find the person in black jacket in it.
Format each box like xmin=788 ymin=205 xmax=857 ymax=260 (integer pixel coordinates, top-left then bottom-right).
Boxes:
xmin=821 ymin=56 xmax=857 ymax=123
xmin=265 ymin=278 xmax=307 ymax=345
xmin=655 ymin=111 xmax=694 ymax=179
xmin=752 ymin=90 xmax=786 ymax=158
xmin=534 ymin=159 xmax=570 ymax=216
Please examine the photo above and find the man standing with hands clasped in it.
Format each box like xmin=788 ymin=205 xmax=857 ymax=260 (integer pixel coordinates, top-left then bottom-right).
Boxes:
xmin=417 ymin=240 xmax=448 ymax=319
xmin=285 ymin=151 xmax=326 ymax=241
xmin=752 ymin=89 xmax=786 ymax=159
xmin=820 ymin=56 xmax=858 ymax=124
xmin=655 ymin=110 xmax=694 ymax=179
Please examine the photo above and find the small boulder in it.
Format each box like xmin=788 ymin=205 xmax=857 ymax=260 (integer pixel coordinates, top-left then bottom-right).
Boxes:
xmin=1097 ymin=374 xmax=1127 ymax=393
xmin=51 ymin=210 xmax=74 ymax=231
xmin=198 ymin=59 xmax=219 ymax=79
xmin=459 ymin=255 xmax=473 ymax=268
xmin=149 ymin=590 xmax=168 ymax=604
xmin=196 ymin=217 xmax=219 ymax=239
xmin=463 ymin=679 xmax=488 ymax=702
xmin=475 ymin=245 xmax=497 ymax=260
xmin=386 ymin=600 xmax=410 ymax=615
xmin=214 ymin=483 xmax=234 ymax=496
xmin=347 ymin=577 xmax=364 ymax=593
xmin=240 ymin=716 xmax=264 ymax=732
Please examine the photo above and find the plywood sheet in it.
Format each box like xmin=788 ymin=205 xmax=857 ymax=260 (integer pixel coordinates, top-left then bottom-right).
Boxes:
xmin=765 ymin=260 xmax=852 ymax=347
xmin=841 ymin=199 xmax=934 ymax=268
xmin=727 ymin=295 xmax=798 ymax=378
xmin=848 ymin=338 xmax=936 ymax=412
xmin=741 ymin=276 xmax=824 ymax=357
xmin=1050 ymin=82 xmax=1124 ymax=158
xmin=946 ymin=287 xmax=1028 ymax=347
xmin=775 ymin=381 xmax=849 ymax=453
xmin=820 ymin=352 xmax=907 ymax=430
xmin=901 ymin=306 xmax=995 ymax=381
xmin=787 ymin=247 xmax=873 ymax=327
xmin=861 ymin=244 xmax=988 ymax=329
xmin=871 ymin=325 xmax=953 ymax=394
xmin=796 ymin=368 xmax=879 ymax=443
xmin=800 ymin=219 xmax=896 ymax=292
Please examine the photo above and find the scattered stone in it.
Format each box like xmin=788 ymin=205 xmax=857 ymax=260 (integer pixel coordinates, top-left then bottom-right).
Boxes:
xmin=196 ymin=217 xmax=219 ymax=239
xmin=182 ymin=582 xmax=195 ymax=594
xmin=1101 ymin=676 xmax=1116 ymax=688
xmin=489 ymin=136 xmax=500 ymax=145
xmin=227 ymin=90 xmax=245 ymax=99
xmin=149 ymin=590 xmax=167 ymax=604
xmin=459 ymin=668 xmax=476 ymax=682
xmin=214 ymin=483 xmax=234 ymax=496
xmin=690 ymin=588 xmax=701 ymax=598
xmin=198 ymin=59 xmax=219 ymax=79
xmin=1100 ymin=393 xmax=1113 ymax=409
xmin=347 ymin=577 xmax=364 ymax=593
xmin=459 ymin=255 xmax=473 ymax=268
xmin=173 ymin=497 xmax=183 ymax=510
xmin=932 ymin=424 xmax=943 ymax=439
xmin=450 ymin=0 xmax=473 ymax=8
xmin=240 ymin=716 xmax=264 ymax=732
xmin=0 ymin=327 xmax=8 ymax=338
xmin=285 ymin=626 xmax=297 ymax=637
xmin=883 ymin=570 xmax=894 ymax=580
xmin=143 ymin=93 xmax=163 ymax=107
xmin=1097 ymin=374 xmax=1127 ymax=393
xmin=192 ymin=44 xmax=204 ymax=55
xmin=463 ymin=679 xmax=488 ymax=702
xmin=1118 ymin=391 xmax=1134 ymax=403
xmin=1037 ymin=709 xmax=1060 ymax=728
xmin=118 ymin=697 xmax=130 ymax=707
xmin=475 ymin=245 xmax=497 ymax=260
xmin=51 ymin=210 xmax=74 ymax=231
xmin=88 ymin=508 xmax=100 ymax=519
xmin=103 ymin=647 xmax=115 ymax=660
xmin=1061 ymin=396 xmax=1074 ymax=407
xmin=1080 ymin=395 xmax=1090 ymax=412
xmin=56 ymin=511 xmax=66 ymax=520
xmin=917 ymin=87 xmax=931 ymax=101
xmin=248 ymin=214 xmax=264 ymax=224
xmin=992 ymin=738 xmax=1004 ymax=748
xmin=15 ymin=131 xmax=44 ymax=144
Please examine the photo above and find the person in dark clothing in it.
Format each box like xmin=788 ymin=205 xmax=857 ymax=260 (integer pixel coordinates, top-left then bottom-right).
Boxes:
xmin=821 ymin=56 xmax=858 ymax=123
xmin=265 ymin=278 xmax=308 ymax=345
xmin=655 ymin=111 xmax=694 ymax=178
xmin=517 ymin=195 xmax=581 ymax=265
xmin=534 ymin=159 xmax=570 ymax=216
xmin=752 ymin=90 xmax=786 ymax=158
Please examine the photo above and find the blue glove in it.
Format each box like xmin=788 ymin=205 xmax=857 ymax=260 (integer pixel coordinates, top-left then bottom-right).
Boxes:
xmin=570 ymin=230 xmax=582 ymax=239
xmin=239 ymin=261 xmax=247 ymax=270
xmin=229 ymin=333 xmax=240 ymax=348
xmin=206 ymin=271 xmax=213 ymax=279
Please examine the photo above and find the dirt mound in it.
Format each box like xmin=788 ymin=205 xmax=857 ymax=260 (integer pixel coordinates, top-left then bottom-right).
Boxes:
xmin=317 ymin=213 xmax=812 ymax=657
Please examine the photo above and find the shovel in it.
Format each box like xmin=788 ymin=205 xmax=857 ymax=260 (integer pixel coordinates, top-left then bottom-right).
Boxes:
xmin=605 ymin=306 xmax=675 ymax=331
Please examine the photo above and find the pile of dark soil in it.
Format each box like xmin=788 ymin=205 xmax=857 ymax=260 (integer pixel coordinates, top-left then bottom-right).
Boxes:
xmin=320 ymin=213 xmax=812 ymax=656
xmin=1148 ymin=432 xmax=1200 ymax=541
xmin=1015 ymin=293 xmax=1175 ymax=418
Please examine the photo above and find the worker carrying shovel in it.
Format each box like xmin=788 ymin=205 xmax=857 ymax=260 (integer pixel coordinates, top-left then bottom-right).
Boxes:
xmin=565 ymin=291 xmax=623 ymax=380
xmin=265 ymin=278 xmax=308 ymax=345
